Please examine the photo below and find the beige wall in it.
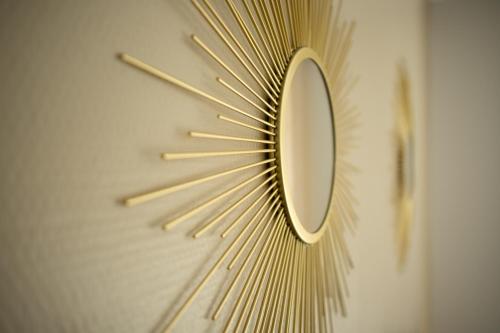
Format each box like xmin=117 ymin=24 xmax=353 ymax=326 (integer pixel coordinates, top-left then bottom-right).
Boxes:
xmin=0 ymin=1 xmax=427 ymax=332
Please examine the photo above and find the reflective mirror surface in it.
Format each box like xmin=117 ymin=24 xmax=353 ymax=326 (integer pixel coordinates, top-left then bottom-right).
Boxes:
xmin=279 ymin=51 xmax=335 ymax=243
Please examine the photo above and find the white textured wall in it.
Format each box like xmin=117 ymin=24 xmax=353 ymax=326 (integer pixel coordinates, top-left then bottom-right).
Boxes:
xmin=0 ymin=1 xmax=427 ymax=332
xmin=428 ymin=1 xmax=500 ymax=332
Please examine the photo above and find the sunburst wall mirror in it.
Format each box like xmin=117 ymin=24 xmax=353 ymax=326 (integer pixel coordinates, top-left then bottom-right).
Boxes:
xmin=394 ymin=63 xmax=414 ymax=268
xmin=120 ymin=0 xmax=358 ymax=331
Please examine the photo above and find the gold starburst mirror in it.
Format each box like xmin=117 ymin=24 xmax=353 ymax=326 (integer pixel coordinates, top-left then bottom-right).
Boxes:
xmin=120 ymin=0 xmax=357 ymax=331
xmin=395 ymin=63 xmax=414 ymax=268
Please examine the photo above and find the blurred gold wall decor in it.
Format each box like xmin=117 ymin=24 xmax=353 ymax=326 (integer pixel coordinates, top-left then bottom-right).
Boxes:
xmin=120 ymin=1 xmax=357 ymax=332
xmin=394 ymin=63 xmax=414 ymax=268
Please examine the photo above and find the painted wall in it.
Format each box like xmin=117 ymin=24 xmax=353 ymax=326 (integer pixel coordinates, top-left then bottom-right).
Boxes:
xmin=0 ymin=1 xmax=427 ymax=332
xmin=428 ymin=1 xmax=500 ymax=332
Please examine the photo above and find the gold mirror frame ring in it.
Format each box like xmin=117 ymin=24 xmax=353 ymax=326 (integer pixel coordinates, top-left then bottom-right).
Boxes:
xmin=276 ymin=47 xmax=336 ymax=245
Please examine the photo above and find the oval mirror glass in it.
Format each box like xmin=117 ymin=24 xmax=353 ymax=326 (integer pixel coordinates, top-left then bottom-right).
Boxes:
xmin=279 ymin=50 xmax=335 ymax=244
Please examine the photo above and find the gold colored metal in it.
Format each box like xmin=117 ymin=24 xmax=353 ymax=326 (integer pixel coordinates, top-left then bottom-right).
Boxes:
xmin=276 ymin=47 xmax=335 ymax=244
xmin=222 ymin=0 xmax=283 ymax=91
xmin=221 ymin=216 xmax=285 ymax=333
xmin=118 ymin=53 xmax=275 ymax=128
xmin=121 ymin=1 xmax=357 ymax=332
xmin=217 ymin=77 xmax=276 ymax=119
xmin=193 ymin=178 xmax=277 ymax=238
xmin=161 ymin=188 xmax=276 ymax=333
xmin=161 ymin=148 xmax=274 ymax=160
xmin=162 ymin=167 xmax=275 ymax=231
xmin=227 ymin=204 xmax=282 ymax=270
xmin=221 ymin=186 xmax=278 ymax=238
xmin=395 ymin=63 xmax=414 ymax=268
xmin=124 ymin=158 xmax=274 ymax=207
xmin=241 ymin=0 xmax=284 ymax=78
xmin=201 ymin=0 xmax=282 ymax=96
xmin=217 ymin=114 xmax=275 ymax=136
xmin=212 ymin=208 xmax=281 ymax=320
xmin=242 ymin=230 xmax=292 ymax=332
xmin=252 ymin=0 xmax=286 ymax=72
xmin=191 ymin=35 xmax=278 ymax=113
xmin=189 ymin=131 xmax=275 ymax=144
xmin=230 ymin=221 xmax=285 ymax=331
xmin=191 ymin=0 xmax=280 ymax=103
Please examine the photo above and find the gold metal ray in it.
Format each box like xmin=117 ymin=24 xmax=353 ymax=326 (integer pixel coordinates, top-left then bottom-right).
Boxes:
xmin=241 ymin=230 xmax=292 ymax=332
xmin=216 ymin=77 xmax=277 ymax=118
xmin=161 ymin=167 xmax=275 ymax=231
xmin=241 ymin=0 xmax=284 ymax=78
xmin=192 ymin=178 xmax=277 ymax=238
xmin=191 ymin=0 xmax=280 ymax=103
xmin=161 ymin=148 xmax=274 ymax=161
xmin=119 ymin=53 xmax=274 ymax=128
xmin=201 ymin=0 xmax=282 ymax=95
xmin=253 ymin=0 xmax=287 ymax=71
xmin=191 ymin=35 xmax=278 ymax=112
xmin=217 ymin=114 xmax=276 ymax=136
xmin=233 ymin=215 xmax=287 ymax=332
xmin=124 ymin=158 xmax=274 ymax=207
xmin=221 ymin=216 xmax=285 ymax=333
xmin=227 ymin=206 xmax=282 ymax=270
xmin=189 ymin=131 xmax=275 ymax=144
xmin=221 ymin=187 xmax=279 ymax=238
xmin=212 ymin=209 xmax=282 ymax=320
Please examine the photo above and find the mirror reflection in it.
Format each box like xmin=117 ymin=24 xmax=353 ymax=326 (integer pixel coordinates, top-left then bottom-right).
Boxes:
xmin=281 ymin=59 xmax=335 ymax=234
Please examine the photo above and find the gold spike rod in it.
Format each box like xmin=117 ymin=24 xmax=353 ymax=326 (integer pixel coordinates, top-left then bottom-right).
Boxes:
xmin=250 ymin=0 xmax=286 ymax=72
xmin=212 ymin=208 xmax=282 ymax=320
xmin=191 ymin=0 xmax=280 ymax=102
xmin=189 ymin=131 xmax=275 ymax=144
xmin=284 ymin=0 xmax=296 ymax=48
xmin=299 ymin=246 xmax=307 ymax=332
xmin=227 ymin=202 xmax=282 ymax=270
xmin=259 ymin=231 xmax=287 ymax=331
xmin=255 ymin=0 xmax=287 ymax=69
xmin=161 ymin=148 xmax=274 ymax=160
xmin=193 ymin=179 xmax=277 ymax=238
xmin=224 ymin=0 xmax=283 ymax=88
xmin=234 ymin=215 xmax=288 ymax=332
xmin=285 ymin=242 xmax=301 ymax=332
xmin=315 ymin=246 xmax=328 ymax=332
xmin=217 ymin=114 xmax=275 ymax=136
xmin=222 ymin=217 xmax=285 ymax=333
xmin=257 ymin=0 xmax=288 ymax=64
xmin=222 ymin=187 xmax=279 ymax=238
xmin=162 ymin=168 xmax=275 ymax=231
xmin=319 ymin=242 xmax=335 ymax=332
xmin=246 ymin=0 xmax=283 ymax=71
xmin=201 ymin=0 xmax=282 ymax=96
xmin=266 ymin=239 xmax=295 ymax=332
xmin=330 ymin=227 xmax=350 ymax=297
xmin=328 ymin=232 xmax=347 ymax=317
xmin=118 ymin=53 xmax=275 ymax=128
xmin=161 ymin=191 xmax=278 ymax=333
xmin=269 ymin=0 xmax=291 ymax=57
xmin=241 ymin=231 xmax=292 ymax=332
xmin=191 ymin=35 xmax=278 ymax=113
xmin=217 ymin=77 xmax=277 ymax=117
xmin=124 ymin=158 xmax=274 ymax=207
xmin=241 ymin=0 xmax=284 ymax=78
xmin=259 ymin=232 xmax=293 ymax=332
xmin=296 ymin=244 xmax=307 ymax=332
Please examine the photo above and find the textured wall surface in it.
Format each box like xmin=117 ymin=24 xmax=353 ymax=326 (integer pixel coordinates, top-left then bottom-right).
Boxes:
xmin=0 ymin=1 xmax=427 ymax=332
